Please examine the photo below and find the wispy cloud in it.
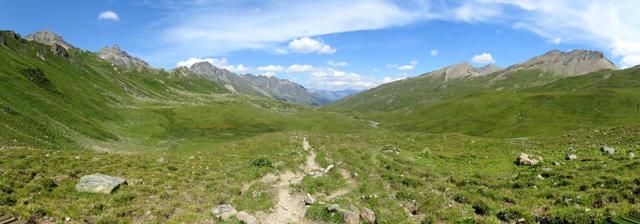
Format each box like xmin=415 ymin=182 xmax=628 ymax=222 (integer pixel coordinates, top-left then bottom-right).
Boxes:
xmin=145 ymin=0 xmax=431 ymax=65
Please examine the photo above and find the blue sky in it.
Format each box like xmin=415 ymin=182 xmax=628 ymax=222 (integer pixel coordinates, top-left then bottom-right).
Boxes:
xmin=1 ymin=0 xmax=639 ymax=90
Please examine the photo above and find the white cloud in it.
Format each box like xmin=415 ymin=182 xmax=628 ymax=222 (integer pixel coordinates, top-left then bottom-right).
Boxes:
xmin=550 ymin=37 xmax=562 ymax=45
xmin=287 ymin=37 xmax=336 ymax=54
xmin=98 ymin=10 xmax=119 ymax=21
xmin=383 ymin=76 xmax=406 ymax=83
xmin=308 ymin=68 xmax=379 ymax=89
xmin=175 ymin=57 xmax=248 ymax=73
xmin=226 ymin=64 xmax=249 ymax=73
xmin=257 ymin=65 xmax=285 ymax=72
xmin=287 ymin=64 xmax=316 ymax=73
xmin=430 ymin=49 xmax=439 ymax=56
xmin=454 ymin=2 xmax=501 ymax=22
xmin=393 ymin=60 xmax=418 ymax=71
xmin=471 ymin=53 xmax=495 ymax=64
xmin=327 ymin=60 xmax=348 ymax=67
xmin=175 ymin=57 xmax=227 ymax=68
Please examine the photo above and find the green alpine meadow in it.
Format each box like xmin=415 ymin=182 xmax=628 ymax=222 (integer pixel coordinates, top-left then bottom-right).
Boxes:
xmin=2 ymin=1 xmax=640 ymax=223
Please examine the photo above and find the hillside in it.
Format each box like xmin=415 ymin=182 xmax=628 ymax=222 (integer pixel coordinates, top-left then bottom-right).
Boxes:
xmin=0 ymin=30 xmax=365 ymax=151
xmin=330 ymin=49 xmax=632 ymax=137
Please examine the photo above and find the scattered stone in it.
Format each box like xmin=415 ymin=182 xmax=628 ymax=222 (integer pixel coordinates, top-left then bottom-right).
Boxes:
xmin=64 ymin=217 xmax=71 ymax=221
xmin=565 ymin=154 xmax=577 ymax=161
xmin=75 ymin=173 xmax=127 ymax=194
xmin=628 ymin=152 xmax=636 ymax=159
xmin=352 ymin=172 xmax=359 ymax=178
xmin=211 ymin=204 xmax=237 ymax=220
xmin=156 ymin=157 xmax=165 ymax=164
xmin=327 ymin=204 xmax=340 ymax=212
xmin=360 ymin=208 xmax=376 ymax=223
xmin=342 ymin=210 xmax=360 ymax=224
xmin=236 ymin=211 xmax=257 ymax=224
xmin=600 ymin=146 xmax=615 ymax=155
xmin=542 ymin=167 xmax=553 ymax=172
xmin=516 ymin=153 xmax=543 ymax=166
xmin=382 ymin=145 xmax=400 ymax=154
xmin=536 ymin=175 xmax=544 ymax=180
xmin=309 ymin=170 xmax=324 ymax=178
xmin=324 ymin=164 xmax=335 ymax=173
xmin=553 ymin=162 xmax=561 ymax=166
xmin=304 ymin=193 xmax=315 ymax=205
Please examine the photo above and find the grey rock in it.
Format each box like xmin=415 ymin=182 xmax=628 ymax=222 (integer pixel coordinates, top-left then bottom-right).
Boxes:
xmin=382 ymin=145 xmax=400 ymax=154
xmin=342 ymin=210 xmax=360 ymax=224
xmin=565 ymin=154 xmax=577 ymax=161
xmin=601 ymin=146 xmax=616 ymax=155
xmin=327 ymin=204 xmax=340 ymax=212
xmin=75 ymin=173 xmax=126 ymax=194
xmin=304 ymin=193 xmax=315 ymax=205
xmin=628 ymin=152 xmax=636 ymax=159
xmin=236 ymin=211 xmax=257 ymax=224
xmin=211 ymin=204 xmax=237 ymax=220
xmin=360 ymin=208 xmax=376 ymax=223
xmin=516 ymin=153 xmax=543 ymax=166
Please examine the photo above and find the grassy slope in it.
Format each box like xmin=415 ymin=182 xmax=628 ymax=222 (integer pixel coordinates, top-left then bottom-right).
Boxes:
xmin=331 ymin=68 xmax=640 ymax=138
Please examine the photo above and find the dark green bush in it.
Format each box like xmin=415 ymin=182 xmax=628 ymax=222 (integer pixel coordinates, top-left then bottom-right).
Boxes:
xmin=497 ymin=209 xmax=523 ymax=222
xmin=472 ymin=201 xmax=491 ymax=216
xmin=252 ymin=158 xmax=272 ymax=168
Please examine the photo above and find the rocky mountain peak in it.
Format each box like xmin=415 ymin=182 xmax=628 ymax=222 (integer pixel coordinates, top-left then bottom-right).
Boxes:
xmin=422 ymin=62 xmax=502 ymax=80
xmin=505 ymin=49 xmax=616 ymax=76
xmin=475 ymin=64 xmax=501 ymax=75
xmin=25 ymin=30 xmax=74 ymax=50
xmin=97 ymin=44 xmax=150 ymax=71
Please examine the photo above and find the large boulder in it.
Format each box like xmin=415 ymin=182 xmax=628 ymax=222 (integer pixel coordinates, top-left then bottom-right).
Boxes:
xmin=360 ymin=208 xmax=376 ymax=223
xmin=211 ymin=204 xmax=237 ymax=220
xmin=565 ymin=154 xmax=577 ymax=161
xmin=236 ymin=211 xmax=257 ymax=224
xmin=75 ymin=173 xmax=126 ymax=194
xmin=600 ymin=146 xmax=615 ymax=155
xmin=342 ymin=210 xmax=360 ymax=224
xmin=516 ymin=153 xmax=543 ymax=166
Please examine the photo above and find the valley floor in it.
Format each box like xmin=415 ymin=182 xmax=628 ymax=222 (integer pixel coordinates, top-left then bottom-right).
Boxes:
xmin=1 ymin=125 xmax=640 ymax=223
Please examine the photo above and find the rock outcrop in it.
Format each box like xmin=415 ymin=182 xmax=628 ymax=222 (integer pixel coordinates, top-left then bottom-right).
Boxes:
xmin=25 ymin=30 xmax=74 ymax=50
xmin=516 ymin=153 xmax=543 ymax=166
xmin=97 ymin=44 xmax=150 ymax=71
xmin=600 ymin=146 xmax=616 ymax=155
xmin=75 ymin=173 xmax=126 ymax=194
xmin=211 ymin=204 xmax=237 ymax=220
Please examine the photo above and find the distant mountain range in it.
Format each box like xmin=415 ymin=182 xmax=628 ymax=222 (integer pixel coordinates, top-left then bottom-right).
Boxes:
xmin=22 ymin=30 xmax=357 ymax=106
